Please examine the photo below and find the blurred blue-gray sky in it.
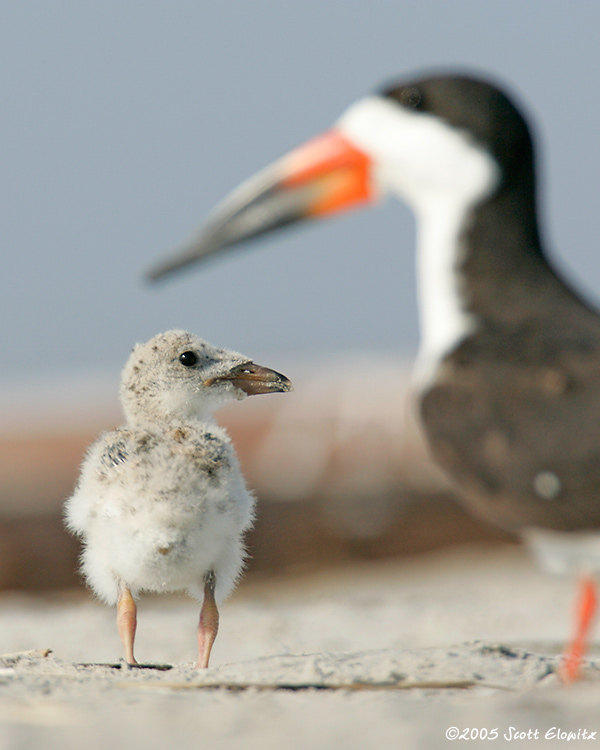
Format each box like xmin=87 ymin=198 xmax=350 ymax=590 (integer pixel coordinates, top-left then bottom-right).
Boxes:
xmin=2 ymin=1 xmax=600 ymax=392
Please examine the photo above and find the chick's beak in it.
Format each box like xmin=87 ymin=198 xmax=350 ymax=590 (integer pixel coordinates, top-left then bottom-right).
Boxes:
xmin=208 ymin=362 xmax=293 ymax=395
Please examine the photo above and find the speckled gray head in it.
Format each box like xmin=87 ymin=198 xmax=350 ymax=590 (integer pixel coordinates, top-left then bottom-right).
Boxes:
xmin=120 ymin=329 xmax=292 ymax=425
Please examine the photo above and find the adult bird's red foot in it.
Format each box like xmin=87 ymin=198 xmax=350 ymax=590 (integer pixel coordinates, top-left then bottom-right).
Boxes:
xmin=148 ymin=73 xmax=600 ymax=681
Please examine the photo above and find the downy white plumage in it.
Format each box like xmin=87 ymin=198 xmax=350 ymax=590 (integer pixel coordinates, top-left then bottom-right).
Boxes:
xmin=65 ymin=329 xmax=291 ymax=667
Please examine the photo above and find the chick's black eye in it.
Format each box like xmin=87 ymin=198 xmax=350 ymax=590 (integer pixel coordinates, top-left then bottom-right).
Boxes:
xmin=179 ymin=351 xmax=197 ymax=367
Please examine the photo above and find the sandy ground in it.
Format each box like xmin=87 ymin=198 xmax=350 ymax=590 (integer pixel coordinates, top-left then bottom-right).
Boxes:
xmin=1 ymin=544 xmax=600 ymax=749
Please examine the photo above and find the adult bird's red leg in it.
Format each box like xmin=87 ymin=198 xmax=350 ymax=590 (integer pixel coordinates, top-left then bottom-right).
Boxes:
xmin=117 ymin=584 xmax=138 ymax=665
xmin=561 ymin=574 xmax=598 ymax=683
xmin=196 ymin=571 xmax=219 ymax=669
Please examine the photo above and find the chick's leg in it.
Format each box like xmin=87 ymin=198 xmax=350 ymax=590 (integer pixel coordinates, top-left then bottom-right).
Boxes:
xmin=117 ymin=584 xmax=138 ymax=665
xmin=196 ymin=570 xmax=219 ymax=669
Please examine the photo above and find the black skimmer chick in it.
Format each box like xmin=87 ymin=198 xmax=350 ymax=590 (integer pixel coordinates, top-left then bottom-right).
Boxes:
xmin=65 ymin=330 xmax=292 ymax=667
xmin=148 ymin=73 xmax=600 ymax=681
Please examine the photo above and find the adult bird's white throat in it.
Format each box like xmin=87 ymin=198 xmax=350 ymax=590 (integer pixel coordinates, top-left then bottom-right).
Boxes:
xmin=148 ymin=72 xmax=600 ymax=681
xmin=337 ymin=95 xmax=502 ymax=378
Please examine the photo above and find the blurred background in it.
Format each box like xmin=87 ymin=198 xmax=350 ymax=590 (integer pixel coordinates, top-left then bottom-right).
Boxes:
xmin=2 ymin=0 xmax=599 ymax=591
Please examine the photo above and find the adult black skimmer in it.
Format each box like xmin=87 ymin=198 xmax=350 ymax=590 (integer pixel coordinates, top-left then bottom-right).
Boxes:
xmin=65 ymin=330 xmax=291 ymax=667
xmin=148 ymin=73 xmax=600 ymax=681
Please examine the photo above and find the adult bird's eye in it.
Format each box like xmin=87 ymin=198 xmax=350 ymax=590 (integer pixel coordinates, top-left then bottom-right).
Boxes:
xmin=399 ymin=87 xmax=422 ymax=109
xmin=179 ymin=351 xmax=198 ymax=367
